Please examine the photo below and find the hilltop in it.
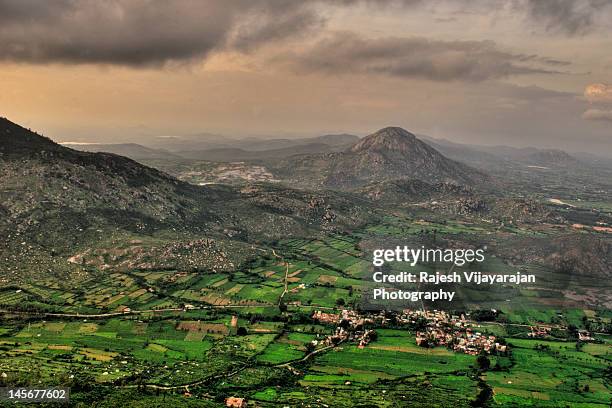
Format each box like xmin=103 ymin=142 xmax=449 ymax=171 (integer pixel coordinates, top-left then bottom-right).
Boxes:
xmin=0 ymin=117 xmax=61 ymax=154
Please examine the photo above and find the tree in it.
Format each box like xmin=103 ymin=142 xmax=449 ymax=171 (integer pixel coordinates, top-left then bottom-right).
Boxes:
xmin=476 ymin=354 xmax=491 ymax=371
xmin=305 ymin=342 xmax=316 ymax=353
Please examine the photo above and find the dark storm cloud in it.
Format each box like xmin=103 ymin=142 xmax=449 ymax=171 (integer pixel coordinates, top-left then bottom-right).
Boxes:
xmin=0 ymin=0 xmax=602 ymax=68
xmin=229 ymin=6 xmax=325 ymax=52
xmin=522 ymin=0 xmax=612 ymax=35
xmin=0 ymin=0 xmax=231 ymax=65
xmin=0 ymin=0 xmax=430 ymax=66
xmin=440 ymin=0 xmax=612 ymax=36
xmin=0 ymin=0 xmax=328 ymax=66
xmin=274 ymin=32 xmax=567 ymax=82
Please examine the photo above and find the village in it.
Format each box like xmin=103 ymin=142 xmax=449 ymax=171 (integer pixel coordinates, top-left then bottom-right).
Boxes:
xmin=528 ymin=325 xmax=595 ymax=342
xmin=312 ymin=308 xmax=509 ymax=356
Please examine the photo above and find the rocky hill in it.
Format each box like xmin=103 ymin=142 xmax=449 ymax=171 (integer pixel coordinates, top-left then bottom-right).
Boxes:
xmin=524 ymin=149 xmax=579 ymax=166
xmin=1 ymin=118 xmax=210 ymax=230
xmin=272 ymin=127 xmax=489 ymax=189
xmin=358 ymin=179 xmax=472 ymax=202
xmin=0 ymin=118 xmax=373 ymax=283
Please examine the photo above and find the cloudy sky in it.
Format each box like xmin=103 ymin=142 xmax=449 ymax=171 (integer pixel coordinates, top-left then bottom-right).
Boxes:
xmin=0 ymin=0 xmax=611 ymax=154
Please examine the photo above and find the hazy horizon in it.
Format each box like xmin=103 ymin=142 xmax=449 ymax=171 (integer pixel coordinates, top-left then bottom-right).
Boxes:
xmin=50 ymin=126 xmax=612 ymax=159
xmin=1 ymin=0 xmax=611 ymax=155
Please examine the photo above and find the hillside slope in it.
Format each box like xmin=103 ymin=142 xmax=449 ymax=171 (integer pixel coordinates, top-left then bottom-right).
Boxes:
xmin=0 ymin=118 xmax=373 ymax=283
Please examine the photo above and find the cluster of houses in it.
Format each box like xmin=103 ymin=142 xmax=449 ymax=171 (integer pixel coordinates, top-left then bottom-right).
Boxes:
xmin=578 ymin=330 xmax=595 ymax=341
xmin=312 ymin=308 xmax=508 ymax=355
xmin=312 ymin=309 xmax=371 ymax=325
xmin=528 ymin=325 xmax=552 ymax=338
xmin=311 ymin=309 xmax=377 ymax=348
xmin=309 ymin=325 xmax=377 ymax=349
xmin=528 ymin=325 xmax=595 ymax=342
xmin=415 ymin=327 xmax=507 ymax=355
xmin=397 ymin=309 xmax=459 ymax=326
xmin=397 ymin=309 xmax=508 ymax=355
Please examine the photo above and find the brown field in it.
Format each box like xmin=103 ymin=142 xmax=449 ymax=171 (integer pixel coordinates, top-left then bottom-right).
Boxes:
xmin=201 ymin=293 xmax=231 ymax=305
xmin=530 ymin=392 xmax=550 ymax=400
xmin=225 ymin=284 xmax=244 ymax=295
xmin=212 ymin=278 xmax=228 ymax=288
xmin=78 ymin=323 xmax=99 ymax=334
xmin=147 ymin=343 xmax=168 ymax=353
xmin=200 ymin=293 xmax=231 ymax=306
xmin=128 ymin=288 xmax=148 ymax=299
xmin=80 ymin=348 xmax=118 ymax=362
xmin=317 ymin=275 xmax=338 ymax=284
xmin=101 ymin=293 xmax=126 ymax=306
xmin=132 ymin=322 xmax=148 ymax=335
xmin=249 ymin=323 xmax=282 ymax=333
xmin=48 ymin=344 xmax=73 ymax=351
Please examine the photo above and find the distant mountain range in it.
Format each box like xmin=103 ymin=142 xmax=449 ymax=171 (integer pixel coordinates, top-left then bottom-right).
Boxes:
xmin=413 ymin=134 xmax=612 ymax=193
xmin=63 ymin=133 xmax=360 ymax=162
xmin=418 ymin=135 xmax=582 ymax=168
xmin=54 ymin=122 xmax=612 ymax=201
xmin=177 ymin=142 xmax=344 ymax=162
xmin=238 ymin=133 xmax=359 ymax=152
xmin=60 ymin=142 xmax=181 ymax=160
xmin=61 ymin=126 xmax=607 ymax=174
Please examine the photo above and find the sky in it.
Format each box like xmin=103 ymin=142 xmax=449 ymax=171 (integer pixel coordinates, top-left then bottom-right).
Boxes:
xmin=0 ymin=0 xmax=611 ymax=155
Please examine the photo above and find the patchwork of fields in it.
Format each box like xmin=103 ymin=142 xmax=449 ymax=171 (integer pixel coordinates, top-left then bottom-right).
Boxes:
xmin=0 ymin=220 xmax=610 ymax=407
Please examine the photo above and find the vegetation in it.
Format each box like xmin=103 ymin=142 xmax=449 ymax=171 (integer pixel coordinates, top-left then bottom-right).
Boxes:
xmin=0 ymin=119 xmax=610 ymax=406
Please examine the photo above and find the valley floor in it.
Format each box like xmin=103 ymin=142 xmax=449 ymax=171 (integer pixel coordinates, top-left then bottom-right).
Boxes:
xmin=0 ymin=215 xmax=610 ymax=407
